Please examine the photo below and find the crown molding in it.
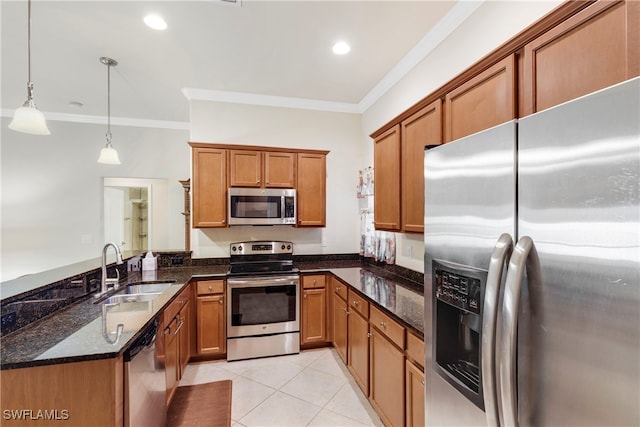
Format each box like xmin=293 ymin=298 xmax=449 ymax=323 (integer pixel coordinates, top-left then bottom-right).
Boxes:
xmin=181 ymin=88 xmax=361 ymax=114
xmin=1 ymin=109 xmax=189 ymax=130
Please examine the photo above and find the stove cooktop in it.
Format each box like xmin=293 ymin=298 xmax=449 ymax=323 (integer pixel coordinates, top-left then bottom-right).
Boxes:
xmin=227 ymin=262 xmax=299 ymax=276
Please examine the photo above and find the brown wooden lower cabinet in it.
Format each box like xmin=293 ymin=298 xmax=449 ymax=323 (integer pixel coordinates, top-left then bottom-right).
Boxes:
xmin=164 ymin=313 xmax=180 ymax=406
xmin=369 ymin=326 xmax=405 ymax=427
xmin=195 ymin=279 xmax=226 ymax=356
xmin=164 ymin=286 xmax=192 ymax=406
xmin=0 ymin=357 xmax=124 ymax=426
xmin=301 ymin=287 xmax=327 ymax=344
xmin=301 ymin=274 xmax=328 ymax=345
xmin=406 ymin=359 xmax=425 ymax=427
xmin=332 ymin=291 xmax=348 ymax=364
xmin=347 ymin=307 xmax=369 ymax=395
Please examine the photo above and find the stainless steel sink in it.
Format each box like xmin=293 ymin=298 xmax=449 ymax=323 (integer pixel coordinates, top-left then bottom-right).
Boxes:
xmin=124 ymin=282 xmax=175 ymax=294
xmin=100 ymin=292 xmax=161 ymax=305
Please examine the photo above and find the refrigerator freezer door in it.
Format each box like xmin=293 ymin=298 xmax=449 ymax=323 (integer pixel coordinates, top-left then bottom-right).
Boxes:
xmin=424 ymin=121 xmax=516 ymax=426
xmin=517 ymin=77 xmax=640 ymax=426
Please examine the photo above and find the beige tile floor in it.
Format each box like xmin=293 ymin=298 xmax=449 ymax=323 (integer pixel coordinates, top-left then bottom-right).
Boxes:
xmin=178 ymin=348 xmax=384 ymax=427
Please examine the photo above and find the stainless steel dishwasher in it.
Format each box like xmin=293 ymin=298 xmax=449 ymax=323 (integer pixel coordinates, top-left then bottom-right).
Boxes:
xmin=124 ymin=318 xmax=166 ymax=427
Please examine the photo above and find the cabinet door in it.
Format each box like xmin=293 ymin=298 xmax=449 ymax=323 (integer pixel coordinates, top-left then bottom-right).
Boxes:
xmin=444 ymin=54 xmax=516 ymax=142
xmin=265 ymin=152 xmax=296 ymax=188
xmin=164 ymin=316 xmax=179 ymax=406
xmin=302 ymin=287 xmax=327 ymax=344
xmin=406 ymin=359 xmax=425 ymax=427
xmin=192 ymin=147 xmax=227 ymax=228
xmin=401 ymin=100 xmax=442 ymax=233
xmin=374 ymin=124 xmax=401 ymax=231
xmin=348 ymin=311 xmax=369 ymax=396
xmin=332 ymin=292 xmax=348 ymax=364
xmin=522 ymin=1 xmax=639 ymax=116
xmin=369 ymin=327 xmax=405 ymax=427
xmin=296 ymin=152 xmax=326 ymax=227
xmin=196 ymin=295 xmax=226 ymax=355
xmin=178 ymin=300 xmax=191 ymax=378
xmin=230 ymin=150 xmax=262 ymax=187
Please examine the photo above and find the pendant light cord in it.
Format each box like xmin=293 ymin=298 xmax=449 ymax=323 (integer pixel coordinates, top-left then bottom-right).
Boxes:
xmin=26 ymin=0 xmax=34 ymax=100
xmin=106 ymin=61 xmax=112 ymax=144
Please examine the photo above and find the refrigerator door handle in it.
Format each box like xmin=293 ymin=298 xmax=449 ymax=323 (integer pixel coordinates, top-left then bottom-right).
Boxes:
xmin=499 ymin=236 xmax=541 ymax=427
xmin=482 ymin=233 xmax=513 ymax=427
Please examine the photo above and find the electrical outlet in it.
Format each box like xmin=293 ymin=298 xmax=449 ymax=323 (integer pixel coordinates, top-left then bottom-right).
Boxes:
xmin=1 ymin=312 xmax=17 ymax=330
xmin=171 ymin=257 xmax=184 ymax=266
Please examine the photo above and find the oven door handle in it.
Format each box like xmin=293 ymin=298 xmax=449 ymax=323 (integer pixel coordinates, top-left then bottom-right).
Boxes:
xmin=227 ymin=275 xmax=300 ymax=287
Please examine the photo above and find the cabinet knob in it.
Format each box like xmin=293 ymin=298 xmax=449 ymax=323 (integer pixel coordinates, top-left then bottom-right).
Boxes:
xmin=219 ymin=299 xmax=223 ymax=305
xmin=367 ymin=332 xmax=372 ymax=338
xmin=421 ymin=380 xmax=426 ymax=386
xmin=303 ymin=293 xmax=307 ymax=299
xmin=208 ymin=286 xmax=212 ymax=291
xmin=352 ymin=300 xmax=359 ymax=306
xmin=380 ymin=321 xmax=386 ymax=328
xmin=222 ymin=219 xmax=226 ymax=224
xmin=313 ymin=280 xmax=317 ymax=285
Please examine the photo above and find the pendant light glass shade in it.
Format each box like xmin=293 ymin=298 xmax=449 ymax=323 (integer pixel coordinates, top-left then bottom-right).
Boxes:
xmin=97 ymin=57 xmax=120 ymax=165
xmin=9 ymin=97 xmax=50 ymax=135
xmin=9 ymin=0 xmax=50 ymax=135
xmin=98 ymin=141 xmax=121 ymax=164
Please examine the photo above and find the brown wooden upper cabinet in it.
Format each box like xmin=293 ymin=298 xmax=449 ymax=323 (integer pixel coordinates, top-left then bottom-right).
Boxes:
xmin=445 ymin=54 xmax=516 ymax=143
xmin=296 ymin=152 xmax=327 ymax=227
xmin=191 ymin=146 xmax=227 ymax=228
xmin=401 ymin=100 xmax=442 ymax=233
xmin=374 ymin=125 xmax=401 ymax=231
xmin=229 ymin=150 xmax=296 ymax=188
xmin=522 ymin=0 xmax=639 ymax=116
xmin=190 ymin=142 xmax=327 ymax=228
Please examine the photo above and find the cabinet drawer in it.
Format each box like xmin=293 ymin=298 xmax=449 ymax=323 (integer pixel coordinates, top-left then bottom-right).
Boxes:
xmin=406 ymin=332 xmax=425 ymax=369
xmin=196 ymin=279 xmax=224 ymax=296
xmin=165 ymin=286 xmax=191 ymax=322
xmin=348 ymin=290 xmax=369 ymax=319
xmin=370 ymin=306 xmax=405 ymax=349
xmin=302 ymin=274 xmax=326 ymax=289
xmin=333 ymin=279 xmax=348 ymax=301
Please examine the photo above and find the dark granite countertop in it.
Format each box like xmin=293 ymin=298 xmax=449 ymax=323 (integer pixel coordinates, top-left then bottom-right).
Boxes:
xmin=1 ymin=261 xmax=423 ymax=370
xmin=296 ymin=261 xmax=424 ymax=338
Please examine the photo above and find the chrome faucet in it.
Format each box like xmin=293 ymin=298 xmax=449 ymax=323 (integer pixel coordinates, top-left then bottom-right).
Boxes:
xmin=96 ymin=242 xmax=124 ymax=297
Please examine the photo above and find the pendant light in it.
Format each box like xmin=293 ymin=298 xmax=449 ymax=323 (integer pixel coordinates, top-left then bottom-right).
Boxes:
xmin=97 ymin=57 xmax=120 ymax=165
xmin=8 ymin=0 xmax=50 ymax=135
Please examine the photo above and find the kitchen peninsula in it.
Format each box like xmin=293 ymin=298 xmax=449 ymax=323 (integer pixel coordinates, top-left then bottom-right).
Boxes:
xmin=0 ymin=253 xmax=423 ymax=426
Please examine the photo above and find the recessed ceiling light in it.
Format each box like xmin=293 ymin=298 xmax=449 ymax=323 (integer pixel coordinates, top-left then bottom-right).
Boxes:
xmin=332 ymin=41 xmax=351 ymax=55
xmin=144 ymin=14 xmax=167 ymax=31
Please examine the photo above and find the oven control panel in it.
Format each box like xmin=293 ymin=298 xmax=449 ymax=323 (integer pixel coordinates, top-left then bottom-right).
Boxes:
xmin=230 ymin=240 xmax=293 ymax=256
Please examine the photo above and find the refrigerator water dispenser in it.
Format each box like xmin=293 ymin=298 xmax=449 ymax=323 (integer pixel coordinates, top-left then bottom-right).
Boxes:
xmin=432 ymin=259 xmax=487 ymax=410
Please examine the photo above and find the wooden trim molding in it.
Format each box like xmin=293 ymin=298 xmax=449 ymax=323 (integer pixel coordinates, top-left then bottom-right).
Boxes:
xmin=188 ymin=141 xmax=329 ymax=156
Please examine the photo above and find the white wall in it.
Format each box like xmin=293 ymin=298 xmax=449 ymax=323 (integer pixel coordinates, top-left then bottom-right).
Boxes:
xmin=189 ymin=101 xmax=364 ymax=259
xmin=362 ymin=0 xmax=563 ymax=273
xmin=0 ymin=118 xmax=189 ymax=281
xmin=1 ymin=1 xmax=565 ymax=281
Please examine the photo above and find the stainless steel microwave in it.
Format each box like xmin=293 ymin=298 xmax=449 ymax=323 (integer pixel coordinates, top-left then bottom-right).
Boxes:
xmin=228 ymin=188 xmax=296 ymax=226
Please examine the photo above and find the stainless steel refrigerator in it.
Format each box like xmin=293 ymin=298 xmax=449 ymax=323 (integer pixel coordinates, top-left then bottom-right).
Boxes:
xmin=423 ymin=77 xmax=639 ymax=426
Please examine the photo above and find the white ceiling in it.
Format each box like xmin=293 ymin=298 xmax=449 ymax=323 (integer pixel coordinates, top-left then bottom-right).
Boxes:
xmin=1 ymin=1 xmax=477 ymax=127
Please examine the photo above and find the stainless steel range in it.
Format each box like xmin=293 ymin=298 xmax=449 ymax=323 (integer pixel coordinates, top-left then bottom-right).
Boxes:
xmin=226 ymin=241 xmax=300 ymax=361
